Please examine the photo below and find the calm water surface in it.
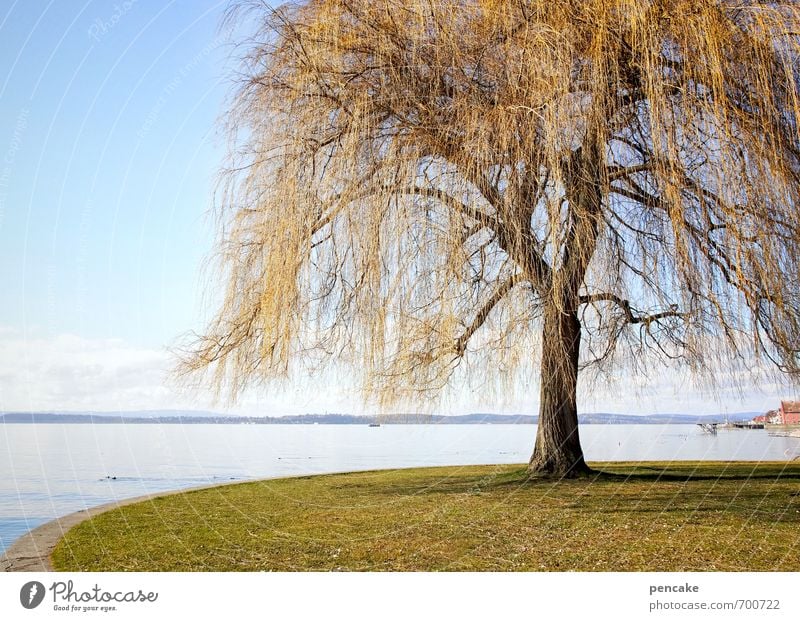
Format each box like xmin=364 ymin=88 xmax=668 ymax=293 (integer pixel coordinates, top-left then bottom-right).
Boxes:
xmin=2 ymin=423 xmax=799 ymax=554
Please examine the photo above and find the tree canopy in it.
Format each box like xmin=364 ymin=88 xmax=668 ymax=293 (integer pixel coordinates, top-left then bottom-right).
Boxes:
xmin=183 ymin=0 xmax=800 ymax=475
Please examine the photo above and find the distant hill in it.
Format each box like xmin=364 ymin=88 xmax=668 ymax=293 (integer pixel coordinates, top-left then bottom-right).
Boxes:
xmin=0 ymin=410 xmax=761 ymax=425
xmin=1 ymin=409 xmax=224 ymax=419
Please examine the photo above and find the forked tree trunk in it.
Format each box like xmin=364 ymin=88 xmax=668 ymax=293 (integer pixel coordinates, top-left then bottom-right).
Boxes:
xmin=528 ymin=303 xmax=591 ymax=478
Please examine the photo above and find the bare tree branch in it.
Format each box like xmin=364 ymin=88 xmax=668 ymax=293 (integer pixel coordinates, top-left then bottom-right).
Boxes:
xmin=579 ymin=293 xmax=688 ymax=327
xmin=454 ymin=273 xmax=524 ymax=356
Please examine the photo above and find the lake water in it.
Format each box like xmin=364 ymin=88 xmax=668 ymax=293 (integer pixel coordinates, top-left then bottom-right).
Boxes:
xmin=2 ymin=423 xmax=800 ymax=555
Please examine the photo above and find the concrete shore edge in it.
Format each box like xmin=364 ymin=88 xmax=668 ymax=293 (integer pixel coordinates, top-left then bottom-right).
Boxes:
xmin=0 ymin=477 xmax=274 ymax=572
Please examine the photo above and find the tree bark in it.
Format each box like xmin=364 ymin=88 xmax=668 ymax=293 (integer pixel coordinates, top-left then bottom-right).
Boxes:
xmin=528 ymin=303 xmax=591 ymax=478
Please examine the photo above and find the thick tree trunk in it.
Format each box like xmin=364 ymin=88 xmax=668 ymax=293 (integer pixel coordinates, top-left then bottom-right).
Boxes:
xmin=528 ymin=304 xmax=591 ymax=478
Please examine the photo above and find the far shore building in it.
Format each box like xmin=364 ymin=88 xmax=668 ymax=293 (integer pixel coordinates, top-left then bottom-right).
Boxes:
xmin=754 ymin=403 xmax=799 ymax=425
xmin=777 ymin=401 xmax=800 ymax=425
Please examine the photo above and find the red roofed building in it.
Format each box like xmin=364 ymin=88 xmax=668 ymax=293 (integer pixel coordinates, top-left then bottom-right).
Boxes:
xmin=778 ymin=401 xmax=800 ymax=425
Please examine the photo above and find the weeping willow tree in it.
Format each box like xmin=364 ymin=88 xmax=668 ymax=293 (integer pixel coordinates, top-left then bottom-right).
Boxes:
xmin=183 ymin=0 xmax=800 ymax=477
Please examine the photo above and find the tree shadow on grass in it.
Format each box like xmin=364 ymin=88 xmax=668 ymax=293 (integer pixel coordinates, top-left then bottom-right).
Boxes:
xmin=376 ymin=464 xmax=800 ymax=498
xmin=587 ymin=466 xmax=800 ymax=483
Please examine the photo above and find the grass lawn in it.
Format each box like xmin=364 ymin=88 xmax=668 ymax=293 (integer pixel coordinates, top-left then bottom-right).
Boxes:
xmin=51 ymin=462 xmax=800 ymax=571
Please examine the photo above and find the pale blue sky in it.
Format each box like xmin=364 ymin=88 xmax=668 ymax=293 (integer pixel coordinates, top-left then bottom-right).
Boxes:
xmin=0 ymin=0 xmax=244 ymax=411
xmin=0 ymin=1 xmax=791 ymax=415
xmin=0 ymin=0 xmax=230 ymax=348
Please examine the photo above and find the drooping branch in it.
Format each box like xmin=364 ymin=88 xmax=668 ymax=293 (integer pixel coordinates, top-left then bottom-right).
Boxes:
xmin=607 ymin=162 xmax=652 ymax=182
xmin=395 ymin=182 xmax=554 ymax=290
xmin=395 ymin=186 xmax=499 ymax=228
xmin=454 ymin=273 xmax=524 ymax=356
xmin=429 ymin=142 xmax=554 ymax=292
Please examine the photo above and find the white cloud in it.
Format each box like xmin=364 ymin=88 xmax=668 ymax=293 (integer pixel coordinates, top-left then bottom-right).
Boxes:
xmin=0 ymin=326 xmax=794 ymax=416
xmin=0 ymin=328 xmax=187 ymax=412
xmin=0 ymin=327 xmax=359 ymax=415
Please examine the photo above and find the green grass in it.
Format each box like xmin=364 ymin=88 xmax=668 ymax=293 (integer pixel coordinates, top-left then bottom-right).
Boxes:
xmin=51 ymin=462 xmax=800 ymax=571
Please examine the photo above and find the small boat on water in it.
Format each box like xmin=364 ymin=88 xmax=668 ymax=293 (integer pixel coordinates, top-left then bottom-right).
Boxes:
xmin=368 ymin=423 xmax=381 ymax=427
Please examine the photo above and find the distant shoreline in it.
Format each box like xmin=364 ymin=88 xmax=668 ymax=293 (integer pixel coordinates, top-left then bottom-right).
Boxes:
xmin=0 ymin=411 xmax=763 ymax=425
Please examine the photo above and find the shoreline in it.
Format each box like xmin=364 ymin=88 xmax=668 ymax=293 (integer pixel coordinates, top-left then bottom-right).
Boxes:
xmin=0 ymin=476 xmax=279 ymax=572
xmin=0 ymin=466 xmax=421 ymax=572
